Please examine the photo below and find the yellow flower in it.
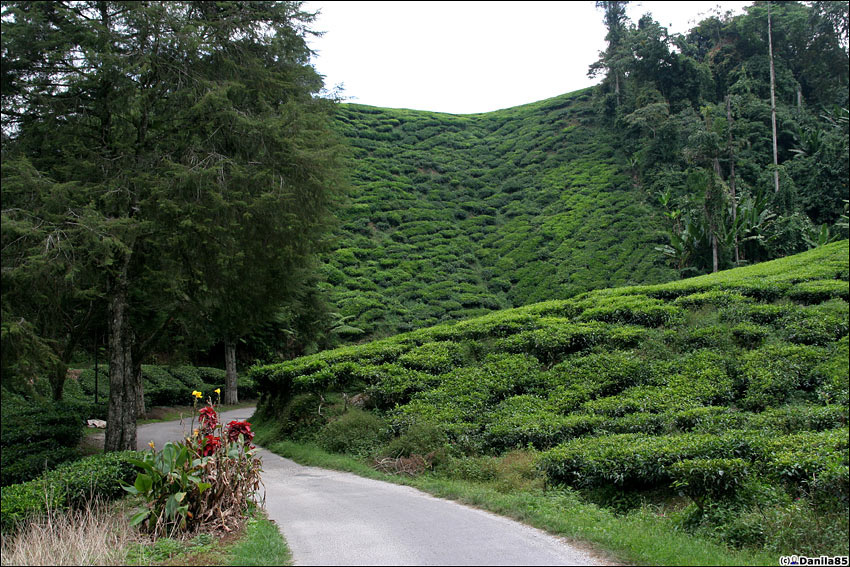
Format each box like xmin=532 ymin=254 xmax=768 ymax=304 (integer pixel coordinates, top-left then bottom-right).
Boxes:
xmin=192 ymin=390 xmax=202 ymax=399
xmin=193 ymin=428 xmax=199 ymax=437
xmin=148 ymin=441 xmax=155 ymax=450
xmin=215 ymin=388 xmax=221 ymax=395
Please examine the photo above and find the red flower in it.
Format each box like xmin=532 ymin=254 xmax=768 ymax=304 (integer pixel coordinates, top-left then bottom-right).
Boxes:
xmin=199 ymin=406 xmax=218 ymax=432
xmin=226 ymin=420 xmax=254 ymax=444
xmin=201 ymin=434 xmax=221 ymax=456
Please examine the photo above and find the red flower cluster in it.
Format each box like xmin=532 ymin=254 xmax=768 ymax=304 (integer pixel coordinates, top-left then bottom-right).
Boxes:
xmin=199 ymin=406 xmax=218 ymax=433
xmin=201 ymin=434 xmax=221 ymax=456
xmin=226 ymin=420 xmax=254 ymax=444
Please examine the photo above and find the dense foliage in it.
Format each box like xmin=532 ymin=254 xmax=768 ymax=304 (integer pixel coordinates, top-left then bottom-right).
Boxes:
xmin=0 ymin=451 xmax=141 ymax=533
xmin=592 ymin=1 xmax=849 ymax=273
xmin=252 ymin=240 xmax=849 ymax=553
xmin=321 ymin=90 xmax=674 ymax=342
xmin=1 ymin=1 xmax=344 ymax=449
xmin=126 ymin=403 xmax=261 ymax=535
xmin=0 ymin=391 xmax=87 ymax=486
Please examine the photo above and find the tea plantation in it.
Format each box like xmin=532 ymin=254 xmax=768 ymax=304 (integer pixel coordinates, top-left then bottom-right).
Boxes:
xmin=324 ymin=89 xmax=676 ymax=341
xmin=252 ymin=240 xmax=849 ymax=554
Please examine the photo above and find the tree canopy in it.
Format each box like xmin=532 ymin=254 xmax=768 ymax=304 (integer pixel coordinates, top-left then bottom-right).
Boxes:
xmin=1 ymin=1 xmax=344 ymax=450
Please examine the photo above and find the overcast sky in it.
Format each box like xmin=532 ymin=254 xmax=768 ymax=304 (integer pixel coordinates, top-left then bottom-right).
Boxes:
xmin=302 ymin=1 xmax=752 ymax=114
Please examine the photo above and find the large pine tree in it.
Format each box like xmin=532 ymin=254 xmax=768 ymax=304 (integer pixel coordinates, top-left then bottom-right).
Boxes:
xmin=1 ymin=1 xmax=344 ymax=450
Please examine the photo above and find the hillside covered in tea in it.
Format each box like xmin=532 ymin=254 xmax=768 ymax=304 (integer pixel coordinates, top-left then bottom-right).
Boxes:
xmin=322 ymin=90 xmax=676 ymax=341
xmin=252 ymin=240 xmax=849 ymax=555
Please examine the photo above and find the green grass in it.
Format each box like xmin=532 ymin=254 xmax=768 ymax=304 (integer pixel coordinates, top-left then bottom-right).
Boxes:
xmin=256 ymin=435 xmax=776 ymax=566
xmin=225 ymin=510 xmax=292 ymax=566
xmin=124 ymin=506 xmax=290 ymax=566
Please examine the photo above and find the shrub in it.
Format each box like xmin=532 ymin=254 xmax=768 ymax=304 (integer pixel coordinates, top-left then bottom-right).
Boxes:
xmin=1 ymin=396 xmax=85 ymax=486
xmin=816 ymin=338 xmax=849 ymax=405
xmin=730 ymin=322 xmax=769 ymax=348
xmin=538 ymin=431 xmax=756 ymax=489
xmin=396 ymin=341 xmax=468 ymax=374
xmin=577 ymin=294 xmax=682 ymax=327
xmin=315 ymin=409 xmax=389 ymax=456
xmin=0 ymin=451 xmax=140 ymax=533
xmin=779 ymin=300 xmax=849 ymax=346
xmin=381 ymin=421 xmax=448 ymax=459
xmin=483 ymin=395 xmax=603 ymax=450
xmin=670 ymin=458 xmax=750 ymax=506
xmin=741 ymin=344 xmax=830 ymax=410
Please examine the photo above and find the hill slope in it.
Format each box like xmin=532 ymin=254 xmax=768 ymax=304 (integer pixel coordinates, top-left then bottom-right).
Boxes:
xmin=324 ymin=90 xmax=675 ymax=340
xmin=252 ymin=241 xmax=849 ymax=553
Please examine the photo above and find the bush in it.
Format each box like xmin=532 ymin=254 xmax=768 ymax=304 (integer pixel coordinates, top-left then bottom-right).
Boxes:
xmin=538 ymin=431 xmax=756 ymax=489
xmin=670 ymin=458 xmax=750 ymax=505
xmin=0 ymin=395 xmax=85 ymax=486
xmin=381 ymin=421 xmax=449 ymax=459
xmin=315 ymin=409 xmax=389 ymax=456
xmin=0 ymin=451 xmax=140 ymax=533
xmin=741 ymin=343 xmax=830 ymax=410
xmin=730 ymin=322 xmax=769 ymax=349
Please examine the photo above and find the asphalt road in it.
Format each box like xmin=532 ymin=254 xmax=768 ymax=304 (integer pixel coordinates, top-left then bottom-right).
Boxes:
xmin=137 ymin=407 xmax=608 ymax=566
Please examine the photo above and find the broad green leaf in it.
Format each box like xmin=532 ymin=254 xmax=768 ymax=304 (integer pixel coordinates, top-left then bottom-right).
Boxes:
xmin=129 ymin=509 xmax=150 ymax=526
xmin=134 ymin=473 xmax=153 ymax=494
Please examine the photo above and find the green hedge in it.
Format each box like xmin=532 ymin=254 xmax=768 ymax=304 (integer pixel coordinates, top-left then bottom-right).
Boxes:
xmin=0 ymin=451 xmax=141 ymax=533
xmin=0 ymin=394 xmax=85 ymax=486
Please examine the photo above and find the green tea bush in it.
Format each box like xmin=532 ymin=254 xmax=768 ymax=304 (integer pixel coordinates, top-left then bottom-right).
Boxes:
xmin=787 ymin=279 xmax=849 ymax=303
xmin=748 ymin=405 xmax=848 ymax=433
xmin=0 ymin=395 xmax=85 ymax=486
xmin=730 ymin=322 xmax=770 ymax=348
xmin=577 ymin=294 xmax=682 ymax=327
xmin=397 ymin=341 xmax=468 ymax=374
xmin=674 ymin=290 xmax=752 ymax=309
xmin=670 ymin=458 xmax=750 ymax=504
xmin=495 ymin=320 xmax=613 ymax=364
xmin=0 ymin=451 xmax=140 ymax=533
xmin=780 ymin=299 xmax=849 ymax=346
xmin=545 ymin=351 xmax=650 ymax=396
xmin=483 ymin=395 xmax=603 ymax=450
xmin=538 ymin=431 xmax=756 ymax=489
xmin=670 ymin=406 xmax=748 ymax=433
xmin=719 ymin=302 xmax=793 ymax=325
xmin=685 ymin=325 xmax=731 ymax=349
xmin=740 ymin=343 xmax=830 ymax=410
xmin=816 ymin=337 xmax=849 ymax=405
xmin=315 ymin=409 xmax=389 ymax=456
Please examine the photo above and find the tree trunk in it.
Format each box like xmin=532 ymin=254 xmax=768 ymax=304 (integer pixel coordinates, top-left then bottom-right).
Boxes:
xmin=135 ymin=363 xmax=146 ymax=418
xmin=712 ymin=233 xmax=719 ymax=273
xmin=768 ymin=1 xmax=780 ymax=194
xmin=224 ymin=339 xmax=238 ymax=405
xmin=726 ymin=95 xmax=740 ymax=265
xmin=105 ymin=261 xmax=137 ymax=452
xmin=50 ymin=364 xmax=66 ymax=402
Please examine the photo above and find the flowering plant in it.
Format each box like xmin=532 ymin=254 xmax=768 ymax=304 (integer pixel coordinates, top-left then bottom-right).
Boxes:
xmin=127 ymin=391 xmax=262 ymax=535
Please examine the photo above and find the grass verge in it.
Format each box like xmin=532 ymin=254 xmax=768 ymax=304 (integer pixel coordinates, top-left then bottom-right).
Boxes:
xmin=257 ymin=436 xmax=778 ymax=566
xmin=123 ymin=507 xmax=289 ymax=566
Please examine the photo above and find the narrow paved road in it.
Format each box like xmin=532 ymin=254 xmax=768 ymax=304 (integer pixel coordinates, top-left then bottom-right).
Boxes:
xmin=137 ymin=408 xmax=608 ymax=566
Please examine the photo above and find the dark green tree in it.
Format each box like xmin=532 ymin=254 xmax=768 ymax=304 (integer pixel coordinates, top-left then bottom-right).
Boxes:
xmin=1 ymin=1 xmax=344 ymax=450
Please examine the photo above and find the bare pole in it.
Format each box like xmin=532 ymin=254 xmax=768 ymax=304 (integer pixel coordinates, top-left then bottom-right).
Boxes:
xmin=768 ymin=1 xmax=780 ymax=194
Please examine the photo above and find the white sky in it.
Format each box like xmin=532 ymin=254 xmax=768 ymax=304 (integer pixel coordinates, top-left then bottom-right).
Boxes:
xmin=303 ymin=1 xmax=752 ymax=114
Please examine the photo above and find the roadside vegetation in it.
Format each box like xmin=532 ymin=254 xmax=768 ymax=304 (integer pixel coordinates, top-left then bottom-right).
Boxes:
xmin=0 ymin=395 xmax=288 ymax=567
xmin=251 ymin=241 xmax=849 ymax=563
